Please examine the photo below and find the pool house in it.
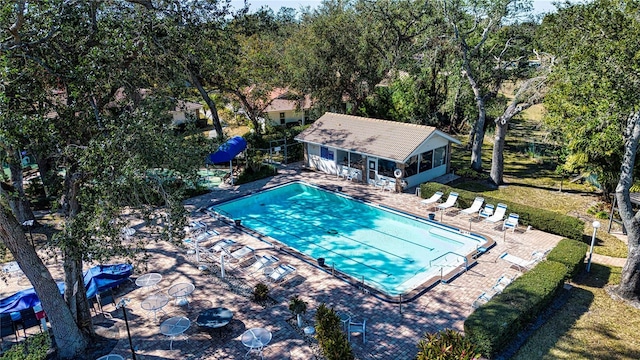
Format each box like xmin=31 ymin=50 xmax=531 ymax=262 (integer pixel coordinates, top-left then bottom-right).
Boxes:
xmin=295 ymin=112 xmax=461 ymax=190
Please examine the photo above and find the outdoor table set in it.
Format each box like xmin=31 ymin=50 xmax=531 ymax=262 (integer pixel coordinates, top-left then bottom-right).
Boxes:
xmin=167 ymin=282 xmax=195 ymax=307
xmin=241 ymin=327 xmax=272 ymax=359
xmin=196 ymin=307 xmax=234 ymax=336
xmin=160 ymin=316 xmax=191 ymax=350
xmin=140 ymin=293 xmax=169 ymax=322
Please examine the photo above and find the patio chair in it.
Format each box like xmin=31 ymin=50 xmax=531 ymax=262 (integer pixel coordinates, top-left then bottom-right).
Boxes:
xmin=225 ymin=245 xmax=255 ymax=263
xmin=383 ymin=179 xmax=395 ymax=192
xmin=338 ymin=166 xmax=350 ymax=180
xmin=246 ymin=254 xmax=279 ymax=274
xmin=499 ymin=251 xmax=546 ymax=272
xmin=420 ymin=191 xmax=443 ymax=207
xmin=17 ymin=308 xmax=41 ymax=336
xmin=373 ymin=175 xmax=386 ymax=190
xmin=347 ymin=318 xmax=366 ymax=343
xmin=0 ymin=313 xmax=17 ymax=343
xmin=484 ymin=203 xmax=507 ymax=225
xmin=459 ymin=197 xmax=484 ymax=216
xmin=491 ymin=274 xmax=514 ymax=294
xmin=437 ymin=192 xmax=459 ymax=213
xmin=503 ymin=213 xmax=520 ymax=232
xmin=208 ymin=238 xmax=237 ymax=253
xmin=471 ymin=292 xmax=492 ymax=309
xmin=268 ymin=263 xmax=296 ymax=283
xmin=96 ymin=289 xmax=117 ymax=319
xmin=478 ymin=204 xmax=495 ymax=220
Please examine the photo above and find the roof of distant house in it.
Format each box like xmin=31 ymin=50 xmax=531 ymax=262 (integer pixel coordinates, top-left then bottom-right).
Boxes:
xmin=295 ymin=112 xmax=461 ymax=162
xmin=263 ymin=88 xmax=312 ymax=113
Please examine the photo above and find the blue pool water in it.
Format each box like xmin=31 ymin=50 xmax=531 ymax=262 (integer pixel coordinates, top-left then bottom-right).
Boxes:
xmin=210 ymin=182 xmax=488 ymax=296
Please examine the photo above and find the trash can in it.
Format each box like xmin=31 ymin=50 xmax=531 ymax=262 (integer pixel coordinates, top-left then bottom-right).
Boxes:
xmin=317 ymin=258 xmax=325 ymax=267
xmin=428 ymin=213 xmax=436 ymax=221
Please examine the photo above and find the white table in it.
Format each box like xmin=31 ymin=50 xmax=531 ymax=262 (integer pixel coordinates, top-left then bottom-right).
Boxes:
xmin=141 ymin=293 xmax=169 ymax=322
xmin=135 ymin=273 xmax=162 ymax=291
xmin=160 ymin=316 xmax=191 ymax=350
xmin=241 ymin=327 xmax=272 ymax=359
xmin=167 ymin=282 xmax=195 ymax=307
xmin=96 ymin=355 xmax=124 ymax=360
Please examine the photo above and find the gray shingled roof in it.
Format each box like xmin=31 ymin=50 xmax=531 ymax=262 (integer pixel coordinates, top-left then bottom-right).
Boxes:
xmin=295 ymin=112 xmax=460 ymax=162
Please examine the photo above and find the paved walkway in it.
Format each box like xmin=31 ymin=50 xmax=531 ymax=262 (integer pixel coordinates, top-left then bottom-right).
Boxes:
xmin=3 ymin=163 xmax=607 ymax=359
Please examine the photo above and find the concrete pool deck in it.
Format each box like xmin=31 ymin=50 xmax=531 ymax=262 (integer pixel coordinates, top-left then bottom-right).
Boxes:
xmin=0 ymin=163 xmax=565 ymax=359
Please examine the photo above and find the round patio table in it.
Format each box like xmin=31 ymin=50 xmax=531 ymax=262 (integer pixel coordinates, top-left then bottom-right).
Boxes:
xmin=196 ymin=307 xmax=233 ymax=335
xmin=96 ymin=355 xmax=124 ymax=360
xmin=141 ymin=293 xmax=169 ymax=322
xmin=135 ymin=273 xmax=162 ymax=291
xmin=167 ymin=282 xmax=195 ymax=307
xmin=160 ymin=316 xmax=191 ymax=350
xmin=241 ymin=327 xmax=272 ymax=359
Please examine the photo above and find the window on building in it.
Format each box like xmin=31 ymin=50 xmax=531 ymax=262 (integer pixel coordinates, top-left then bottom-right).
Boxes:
xmin=280 ymin=112 xmax=286 ymax=125
xmin=320 ymin=147 xmax=334 ymax=160
xmin=404 ymin=156 xmax=418 ymax=177
xmin=419 ymin=150 xmax=433 ymax=173
xmin=434 ymin=146 xmax=447 ymax=167
xmin=378 ymin=159 xmax=396 ymax=177
xmin=304 ymin=110 xmax=310 ymax=122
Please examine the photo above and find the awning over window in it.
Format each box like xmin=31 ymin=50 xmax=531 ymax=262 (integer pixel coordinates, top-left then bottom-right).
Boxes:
xmin=206 ymin=136 xmax=247 ymax=164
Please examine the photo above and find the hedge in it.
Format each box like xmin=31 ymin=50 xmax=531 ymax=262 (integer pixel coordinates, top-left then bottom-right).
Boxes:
xmin=546 ymin=238 xmax=589 ymax=280
xmin=419 ymin=182 xmax=585 ymax=241
xmin=464 ymin=260 xmax=568 ymax=356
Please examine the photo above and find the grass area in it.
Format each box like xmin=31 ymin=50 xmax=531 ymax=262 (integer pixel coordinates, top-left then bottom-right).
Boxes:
xmin=512 ymin=265 xmax=640 ymax=359
xmin=450 ymin=116 xmax=628 ymax=258
xmin=455 ymin=102 xmax=636 ymax=358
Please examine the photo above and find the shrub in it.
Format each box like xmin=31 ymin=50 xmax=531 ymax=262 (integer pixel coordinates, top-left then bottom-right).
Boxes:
xmin=315 ymin=303 xmax=354 ymax=360
xmin=419 ymin=182 xmax=585 ymax=240
xmin=236 ymin=164 xmax=277 ymax=184
xmin=0 ymin=332 xmax=51 ymax=360
xmin=547 ymin=238 xmax=589 ymax=279
xmin=416 ymin=329 xmax=481 ymax=360
xmin=253 ymin=283 xmax=269 ymax=302
xmin=465 ymin=260 xmax=568 ymax=356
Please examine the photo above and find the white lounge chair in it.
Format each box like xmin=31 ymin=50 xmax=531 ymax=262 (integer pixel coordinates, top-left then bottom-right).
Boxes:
xmin=471 ymin=292 xmax=492 ymax=309
xmin=373 ymin=175 xmax=386 ymax=190
xmin=208 ymin=238 xmax=237 ymax=253
xmin=268 ymin=263 xmax=296 ymax=283
xmin=437 ymin=192 xmax=459 ymax=212
xmin=491 ymin=274 xmax=514 ymax=294
xmin=338 ymin=166 xmax=350 ymax=180
xmin=383 ymin=179 xmax=395 ymax=192
xmin=484 ymin=203 xmax=507 ymax=225
xmin=499 ymin=251 xmax=545 ymax=272
xmin=503 ymin=213 xmax=519 ymax=232
xmin=460 ymin=197 xmax=484 ymax=216
xmin=246 ymin=254 xmax=279 ymax=274
xmin=226 ymin=245 xmax=255 ymax=262
xmin=478 ymin=204 xmax=495 ymax=220
xmin=420 ymin=191 xmax=443 ymax=207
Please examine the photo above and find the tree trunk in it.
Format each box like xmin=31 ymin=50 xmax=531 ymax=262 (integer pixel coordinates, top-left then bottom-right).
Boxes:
xmin=0 ymin=205 xmax=88 ymax=358
xmin=7 ymin=155 xmax=35 ymax=224
xmin=189 ymin=70 xmax=224 ymax=140
xmin=490 ymin=121 xmax=508 ymax=185
xmin=34 ymin=152 xmax=56 ymax=198
xmin=60 ymin=169 xmax=95 ymax=336
xmin=470 ymin=99 xmax=486 ymax=171
xmin=613 ymin=111 xmax=640 ymax=302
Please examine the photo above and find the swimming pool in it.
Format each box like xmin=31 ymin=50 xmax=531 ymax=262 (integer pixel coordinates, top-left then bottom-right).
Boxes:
xmin=209 ymin=182 xmax=489 ymax=297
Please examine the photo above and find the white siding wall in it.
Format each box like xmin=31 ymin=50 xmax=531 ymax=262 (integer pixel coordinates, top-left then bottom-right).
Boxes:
xmin=403 ymin=134 xmax=451 ymax=187
xmin=266 ymin=109 xmax=306 ymax=126
xmin=306 ymin=144 xmax=338 ymax=174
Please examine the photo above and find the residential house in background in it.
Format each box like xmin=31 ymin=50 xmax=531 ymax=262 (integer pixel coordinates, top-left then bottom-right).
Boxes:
xmin=262 ymin=89 xmax=313 ymax=127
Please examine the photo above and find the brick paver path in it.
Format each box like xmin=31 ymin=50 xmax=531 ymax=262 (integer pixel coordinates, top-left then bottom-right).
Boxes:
xmin=5 ymin=162 xmax=616 ymax=359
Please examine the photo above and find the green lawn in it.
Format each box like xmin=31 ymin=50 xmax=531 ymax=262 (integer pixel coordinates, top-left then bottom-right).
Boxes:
xmin=454 ymin=112 xmax=636 ymax=359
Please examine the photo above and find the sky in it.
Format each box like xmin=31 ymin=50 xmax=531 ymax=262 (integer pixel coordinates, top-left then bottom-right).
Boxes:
xmin=228 ymin=0 xmax=559 ymax=15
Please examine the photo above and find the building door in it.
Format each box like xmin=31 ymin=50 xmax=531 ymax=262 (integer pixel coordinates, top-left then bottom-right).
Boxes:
xmin=368 ymin=157 xmax=378 ymax=183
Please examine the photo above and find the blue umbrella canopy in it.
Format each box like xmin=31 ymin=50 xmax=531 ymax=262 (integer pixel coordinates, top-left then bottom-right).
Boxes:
xmin=207 ymin=136 xmax=247 ymax=164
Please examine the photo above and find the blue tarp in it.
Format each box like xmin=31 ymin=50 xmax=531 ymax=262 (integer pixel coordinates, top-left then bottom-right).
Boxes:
xmin=0 ymin=263 xmax=133 ymax=314
xmin=206 ymin=136 xmax=247 ymax=164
